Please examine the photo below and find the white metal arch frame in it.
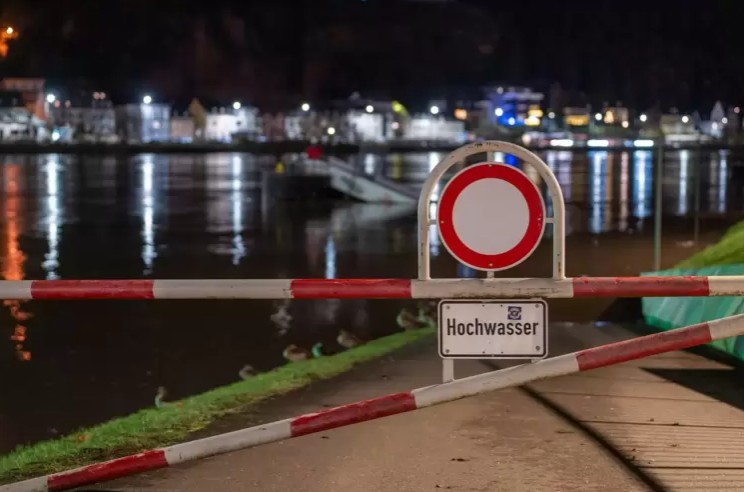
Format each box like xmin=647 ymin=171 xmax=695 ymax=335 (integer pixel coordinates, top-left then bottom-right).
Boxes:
xmin=416 ymin=140 xmax=567 ymax=381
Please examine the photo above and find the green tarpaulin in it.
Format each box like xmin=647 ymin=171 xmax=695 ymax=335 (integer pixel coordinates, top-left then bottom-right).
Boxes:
xmin=642 ymin=264 xmax=744 ymax=359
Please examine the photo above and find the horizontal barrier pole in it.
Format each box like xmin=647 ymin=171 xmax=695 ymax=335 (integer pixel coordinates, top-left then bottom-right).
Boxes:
xmin=5 ymin=313 xmax=744 ymax=492
xmin=0 ymin=276 xmax=742 ymax=300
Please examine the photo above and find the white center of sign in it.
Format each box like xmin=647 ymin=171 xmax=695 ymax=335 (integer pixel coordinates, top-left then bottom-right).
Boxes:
xmin=452 ymin=178 xmax=529 ymax=255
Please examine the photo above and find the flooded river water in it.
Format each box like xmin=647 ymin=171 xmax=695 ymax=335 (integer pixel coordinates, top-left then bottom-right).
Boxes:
xmin=0 ymin=148 xmax=741 ymax=453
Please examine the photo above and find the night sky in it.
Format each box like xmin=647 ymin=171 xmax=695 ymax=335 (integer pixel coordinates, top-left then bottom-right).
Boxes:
xmin=0 ymin=0 xmax=741 ymax=112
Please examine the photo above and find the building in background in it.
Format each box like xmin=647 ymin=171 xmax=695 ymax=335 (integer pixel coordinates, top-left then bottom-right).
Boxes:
xmin=203 ymin=105 xmax=259 ymax=142
xmin=235 ymin=105 xmax=259 ymax=139
xmin=47 ymin=91 xmax=116 ymax=142
xmin=563 ymin=106 xmax=591 ymax=132
xmin=324 ymin=95 xmax=408 ymax=142
xmin=204 ymin=108 xmax=236 ymax=142
xmin=0 ymin=78 xmax=46 ymax=119
xmin=483 ymin=85 xmax=544 ymax=127
xmin=402 ymin=115 xmax=465 ymax=142
xmin=0 ymin=89 xmax=47 ymax=141
xmin=170 ymin=111 xmax=195 ymax=142
xmin=346 ymin=111 xmax=385 ymax=142
xmin=660 ymin=113 xmax=701 ymax=144
xmin=187 ymin=99 xmax=259 ymax=142
xmin=283 ymin=113 xmax=303 ymax=140
xmin=115 ymin=100 xmax=170 ymax=143
xmin=600 ymin=104 xmax=630 ymax=128
xmin=0 ymin=90 xmax=31 ymax=140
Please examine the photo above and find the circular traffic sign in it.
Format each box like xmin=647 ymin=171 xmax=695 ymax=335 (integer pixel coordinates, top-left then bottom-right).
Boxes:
xmin=437 ymin=162 xmax=545 ymax=271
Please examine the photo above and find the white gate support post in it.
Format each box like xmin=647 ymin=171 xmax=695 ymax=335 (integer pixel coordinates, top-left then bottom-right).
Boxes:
xmin=417 ymin=141 xmax=567 ymax=383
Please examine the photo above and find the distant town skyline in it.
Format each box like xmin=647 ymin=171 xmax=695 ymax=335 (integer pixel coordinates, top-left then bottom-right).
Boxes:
xmin=0 ymin=0 xmax=741 ymax=112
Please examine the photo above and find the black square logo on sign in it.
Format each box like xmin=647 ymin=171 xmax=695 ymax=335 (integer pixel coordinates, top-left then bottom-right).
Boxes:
xmin=507 ymin=306 xmax=522 ymax=320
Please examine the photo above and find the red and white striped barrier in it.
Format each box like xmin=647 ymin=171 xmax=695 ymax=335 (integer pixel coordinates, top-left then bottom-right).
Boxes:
xmin=5 ymin=313 xmax=744 ymax=492
xmin=1 ymin=275 xmax=743 ymax=300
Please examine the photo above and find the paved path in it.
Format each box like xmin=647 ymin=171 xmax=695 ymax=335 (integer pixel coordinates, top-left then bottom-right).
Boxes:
xmin=528 ymin=346 xmax=744 ymax=490
xmin=94 ymin=322 xmax=744 ymax=491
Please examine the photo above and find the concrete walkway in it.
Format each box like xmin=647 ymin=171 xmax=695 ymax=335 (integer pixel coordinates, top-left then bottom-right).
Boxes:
xmin=529 ymin=347 xmax=744 ymax=490
xmin=96 ymin=322 xmax=744 ymax=491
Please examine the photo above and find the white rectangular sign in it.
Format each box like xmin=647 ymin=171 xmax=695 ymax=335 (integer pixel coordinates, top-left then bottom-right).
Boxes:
xmin=438 ymin=299 xmax=548 ymax=359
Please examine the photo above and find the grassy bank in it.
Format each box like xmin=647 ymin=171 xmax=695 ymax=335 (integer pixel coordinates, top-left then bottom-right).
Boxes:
xmin=0 ymin=327 xmax=435 ymax=484
xmin=675 ymin=220 xmax=744 ymax=269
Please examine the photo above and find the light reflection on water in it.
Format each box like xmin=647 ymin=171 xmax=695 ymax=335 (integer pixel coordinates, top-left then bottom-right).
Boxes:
xmin=618 ymin=152 xmax=629 ymax=232
xmin=2 ymin=162 xmax=32 ymax=363
xmin=43 ymin=155 xmax=60 ymax=279
xmin=634 ymin=150 xmax=651 ymax=219
xmin=141 ymin=154 xmax=156 ymax=274
xmin=712 ymin=150 xmax=728 ymax=214
xmin=589 ymin=150 xmax=607 ymax=234
xmin=231 ymin=154 xmax=247 ymax=265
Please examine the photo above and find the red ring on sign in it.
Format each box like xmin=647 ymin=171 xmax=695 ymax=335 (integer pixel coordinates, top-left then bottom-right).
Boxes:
xmin=437 ymin=162 xmax=545 ymax=271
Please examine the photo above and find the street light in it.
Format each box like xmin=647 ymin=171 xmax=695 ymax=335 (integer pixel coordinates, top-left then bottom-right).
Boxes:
xmin=301 ymin=102 xmax=310 ymax=112
xmin=548 ymin=111 xmax=555 ymax=119
xmin=0 ymin=26 xmax=18 ymax=59
xmin=327 ymin=127 xmax=336 ymax=135
xmin=594 ymin=113 xmax=602 ymax=121
xmin=143 ymin=95 xmax=153 ymax=105
xmin=722 ymin=117 xmax=729 ymax=124
xmin=365 ymin=104 xmax=374 ymax=113
xmin=430 ymin=105 xmax=440 ymax=115
xmin=232 ymin=101 xmax=241 ymax=110
xmin=46 ymin=94 xmax=56 ymax=104
xmin=639 ymin=113 xmax=647 ymax=122
xmin=682 ymin=115 xmax=690 ymax=123
xmin=494 ymin=107 xmax=504 ymax=117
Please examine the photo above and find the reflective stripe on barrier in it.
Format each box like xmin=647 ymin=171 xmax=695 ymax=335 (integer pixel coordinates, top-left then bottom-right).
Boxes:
xmin=0 ymin=276 xmax=742 ymax=300
xmin=4 ymin=313 xmax=744 ymax=492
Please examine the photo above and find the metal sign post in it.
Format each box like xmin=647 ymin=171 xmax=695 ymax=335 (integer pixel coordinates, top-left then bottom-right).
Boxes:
xmin=416 ymin=141 xmax=566 ymax=382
